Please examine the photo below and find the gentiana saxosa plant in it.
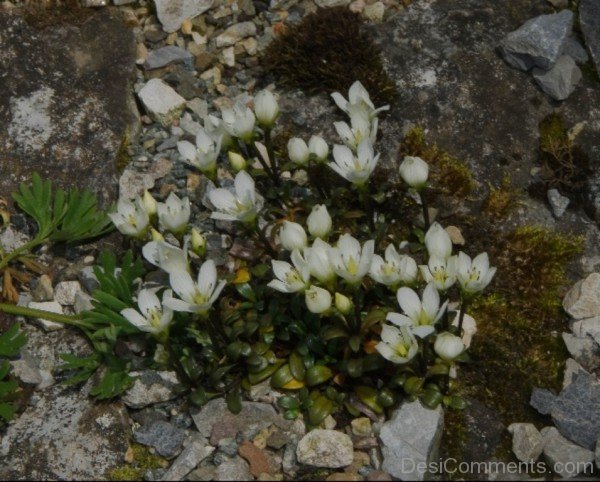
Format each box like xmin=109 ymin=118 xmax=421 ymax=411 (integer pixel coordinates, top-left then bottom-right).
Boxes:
xmin=0 ymin=81 xmax=496 ymax=422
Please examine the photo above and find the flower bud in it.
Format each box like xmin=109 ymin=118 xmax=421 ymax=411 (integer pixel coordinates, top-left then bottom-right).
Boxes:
xmin=279 ymin=221 xmax=307 ymax=251
xmin=307 ymin=204 xmax=332 ymax=239
xmin=150 ymin=228 xmax=164 ymax=241
xmin=424 ymin=222 xmax=453 ymax=260
xmin=287 ymin=138 xmax=310 ymax=166
xmin=308 ymin=135 xmax=329 ymax=162
xmin=254 ymin=90 xmax=279 ymax=128
xmin=190 ymin=228 xmax=206 ymax=256
xmin=228 ymin=151 xmax=247 ymax=172
xmin=305 ymin=286 xmax=332 ymax=314
xmin=142 ymin=190 xmax=157 ymax=216
xmin=399 ymin=156 xmax=429 ymax=189
xmin=334 ymin=292 xmax=353 ymax=315
xmin=434 ymin=332 xmax=465 ymax=361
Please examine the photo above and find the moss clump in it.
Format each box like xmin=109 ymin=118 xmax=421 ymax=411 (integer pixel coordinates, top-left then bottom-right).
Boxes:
xmin=399 ymin=126 xmax=475 ymax=198
xmin=458 ymin=226 xmax=584 ymax=422
xmin=115 ymin=131 xmax=132 ymax=173
xmin=262 ymin=7 xmax=397 ymax=106
xmin=106 ymin=444 xmax=168 ymax=481
xmin=535 ymin=113 xmax=591 ymax=202
xmin=482 ymin=176 xmax=521 ymax=219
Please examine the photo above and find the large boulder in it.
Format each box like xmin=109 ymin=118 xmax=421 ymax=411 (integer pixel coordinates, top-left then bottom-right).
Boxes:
xmin=0 ymin=8 xmax=139 ymax=208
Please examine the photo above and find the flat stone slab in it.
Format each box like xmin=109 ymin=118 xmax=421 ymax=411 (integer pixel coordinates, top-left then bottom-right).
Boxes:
xmin=0 ymin=9 xmax=138 ymax=208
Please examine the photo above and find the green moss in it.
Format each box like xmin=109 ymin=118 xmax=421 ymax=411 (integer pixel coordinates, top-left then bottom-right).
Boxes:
xmin=399 ymin=126 xmax=475 ymax=198
xmin=482 ymin=176 xmax=521 ymax=219
xmin=262 ymin=7 xmax=397 ymax=106
xmin=106 ymin=444 xmax=168 ymax=481
xmin=115 ymin=130 xmax=132 ymax=173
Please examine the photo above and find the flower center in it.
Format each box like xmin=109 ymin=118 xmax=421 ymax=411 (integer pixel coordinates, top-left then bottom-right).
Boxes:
xmin=148 ymin=309 xmax=162 ymax=329
xmin=346 ymin=257 xmax=359 ymax=276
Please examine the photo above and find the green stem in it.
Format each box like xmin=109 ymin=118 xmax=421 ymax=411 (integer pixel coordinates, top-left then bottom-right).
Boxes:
xmin=0 ymin=302 xmax=93 ymax=330
xmin=0 ymin=236 xmax=46 ymax=272
xmin=420 ymin=188 xmax=430 ymax=231
xmin=457 ymin=296 xmax=469 ymax=334
xmin=308 ymin=161 xmax=328 ymax=200
xmin=251 ymin=222 xmax=277 ymax=258
xmin=264 ymin=127 xmax=279 ymax=182
xmin=358 ymin=185 xmax=375 ymax=232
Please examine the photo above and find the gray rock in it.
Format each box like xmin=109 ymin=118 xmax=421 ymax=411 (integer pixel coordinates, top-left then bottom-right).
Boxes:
xmin=541 ymin=426 xmax=595 ymax=478
xmin=572 ymin=316 xmax=600 ymax=345
xmin=507 ymin=423 xmax=544 ymax=462
xmin=0 ymin=10 xmax=138 ymax=207
xmin=549 ymin=372 xmax=600 ymax=450
xmin=596 ymin=434 xmax=600 ymax=469
xmin=0 ymin=383 xmax=129 ymax=480
xmin=562 ymin=358 xmax=589 ymax=389
xmin=133 ymin=421 xmax=185 ymax=458
xmin=144 ymin=46 xmax=194 ymax=71
xmin=380 ymin=401 xmax=444 ymax=481
xmin=499 ymin=10 xmax=573 ymax=71
xmin=562 ymin=37 xmax=590 ymax=64
xmin=215 ymin=22 xmax=257 ymax=48
xmin=78 ymin=265 xmax=100 ymax=293
xmin=533 ymin=55 xmax=582 ymax=101
xmin=10 ymin=351 xmax=54 ymax=389
xmin=28 ymin=301 xmax=65 ymax=332
xmin=155 ymin=0 xmax=214 ymax=33
xmin=217 ymin=438 xmax=239 ymax=457
xmin=314 ymin=0 xmax=350 ymax=6
xmin=546 ymin=188 xmax=570 ymax=217
xmin=161 ymin=434 xmax=214 ymax=480
xmin=54 ymin=281 xmax=82 ymax=306
xmin=296 ymin=429 xmax=353 ymax=468
xmin=580 ymin=0 xmax=600 ymax=74
xmin=0 ymin=226 xmax=30 ymax=253
xmin=563 ymin=273 xmax=600 ymax=320
xmin=530 ymin=388 xmax=556 ymax=415
xmin=562 ymin=332 xmax=599 ymax=371
xmin=138 ymin=79 xmax=186 ymax=128
xmin=74 ymin=291 xmax=94 ymax=314
xmin=214 ymin=456 xmax=252 ymax=481
xmin=32 ymin=274 xmax=55 ymax=302
xmin=122 ymin=370 xmax=181 ymax=409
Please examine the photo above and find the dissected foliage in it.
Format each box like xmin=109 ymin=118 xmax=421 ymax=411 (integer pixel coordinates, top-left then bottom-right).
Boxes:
xmin=0 ymin=323 xmax=27 ymax=424
xmin=263 ymin=7 xmax=397 ymax=106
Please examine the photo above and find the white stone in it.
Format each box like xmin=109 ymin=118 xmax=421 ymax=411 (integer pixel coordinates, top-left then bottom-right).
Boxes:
xmin=28 ymin=301 xmax=65 ymax=332
xmin=507 ymin=423 xmax=544 ymax=462
xmin=296 ymin=429 xmax=354 ymax=468
xmin=380 ymin=401 xmax=444 ymax=481
xmin=563 ymin=358 xmax=589 ymax=389
xmin=137 ymin=78 xmax=186 ymax=128
xmin=54 ymin=281 xmax=82 ymax=306
xmin=215 ymin=22 xmax=257 ymax=48
xmin=122 ymin=370 xmax=180 ymax=409
xmin=0 ymin=226 xmax=30 ymax=252
xmin=363 ymin=1 xmax=384 ymax=22
xmin=74 ymin=291 xmax=94 ymax=314
xmin=154 ymin=0 xmax=214 ymax=33
xmin=219 ymin=46 xmax=235 ymax=67
xmin=118 ymin=168 xmax=155 ymax=200
xmin=563 ymin=273 xmax=600 ymax=319
xmin=572 ymin=316 xmax=600 ymax=345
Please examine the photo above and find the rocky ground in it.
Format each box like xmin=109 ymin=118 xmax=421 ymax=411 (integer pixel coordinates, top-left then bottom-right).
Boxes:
xmin=0 ymin=0 xmax=599 ymax=480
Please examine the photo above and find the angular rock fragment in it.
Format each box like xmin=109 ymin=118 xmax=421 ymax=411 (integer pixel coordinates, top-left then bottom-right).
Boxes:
xmin=563 ymin=273 xmax=600 ymax=320
xmin=579 ymin=0 xmax=600 ymax=74
xmin=155 ymin=0 xmax=214 ymax=33
xmin=532 ymin=56 xmax=582 ymax=101
xmin=138 ymin=78 xmax=186 ymax=127
xmin=541 ymin=427 xmax=595 ymax=478
xmin=507 ymin=423 xmax=544 ymax=462
xmin=296 ymin=429 xmax=354 ymax=468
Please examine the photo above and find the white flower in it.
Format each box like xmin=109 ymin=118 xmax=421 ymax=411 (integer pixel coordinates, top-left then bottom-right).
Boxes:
xmin=221 ymin=102 xmax=256 ymax=142
xmin=329 ymin=233 xmax=375 ymax=284
xmin=209 ymin=170 xmax=264 ymax=224
xmin=279 ymin=221 xmax=308 ymax=251
xmin=334 ymin=292 xmax=353 ymax=315
xmin=204 ymin=114 xmax=232 ymax=151
xmin=157 ymin=192 xmax=191 ymax=234
xmin=399 ymin=156 xmax=429 ymax=189
xmin=455 ymin=252 xmax=496 ymax=295
xmin=121 ymin=289 xmax=173 ymax=335
xmin=142 ymin=190 xmax=157 ymax=217
xmin=376 ymin=324 xmax=418 ymax=364
xmin=254 ymin=89 xmax=279 ymax=127
xmin=287 ymin=138 xmax=310 ymax=166
xmin=177 ymin=129 xmax=221 ymax=175
xmin=305 ymin=238 xmax=336 ymax=284
xmin=434 ymin=332 xmax=465 ymax=361
xmin=308 ymin=135 xmax=329 ymax=162
xmin=369 ymin=245 xmax=418 ymax=287
xmin=228 ymin=151 xmax=247 ymax=172
xmin=109 ymin=198 xmax=150 ymax=238
xmin=307 ymin=204 xmax=332 ymax=239
xmin=164 ymin=259 xmax=226 ymax=314
xmin=305 ymin=285 xmax=332 ymax=314
xmin=143 ymin=240 xmax=189 ymax=275
xmin=330 ymin=80 xmax=390 ymax=120
xmin=334 ymin=111 xmax=378 ymax=151
xmin=424 ymin=222 xmax=453 ymax=259
xmin=329 ymin=140 xmax=380 ymax=187
xmin=419 ymin=255 xmax=457 ymax=291
xmin=267 ymin=250 xmax=310 ymax=293
xmin=387 ymin=283 xmax=448 ymax=338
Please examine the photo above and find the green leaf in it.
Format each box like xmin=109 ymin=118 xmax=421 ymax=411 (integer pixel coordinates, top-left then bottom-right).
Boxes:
xmin=427 ymin=364 xmax=450 ymax=377
xmin=0 ymin=402 xmax=16 ymax=422
xmin=403 ymin=376 xmax=424 ymax=396
xmin=349 ymin=335 xmax=361 ymax=353
xmin=0 ymin=324 xmax=27 ymax=357
xmin=289 ymin=352 xmax=306 ymax=381
xmin=421 ymin=388 xmax=444 ymax=409
xmin=271 ymin=364 xmax=294 ymax=389
xmin=346 ymin=358 xmax=363 ymax=378
xmin=277 ymin=396 xmax=300 ymax=410
xmin=90 ymin=368 xmax=135 ymax=399
xmin=308 ymin=395 xmax=334 ymax=426
xmin=445 ymin=396 xmax=468 ymax=410
xmin=247 ymin=361 xmax=284 ymax=385
xmin=305 ymin=366 xmax=333 ymax=387
xmin=236 ymin=283 xmax=257 ymax=302
xmin=226 ymin=388 xmax=242 ymax=414
xmin=355 ymin=385 xmax=384 ymax=414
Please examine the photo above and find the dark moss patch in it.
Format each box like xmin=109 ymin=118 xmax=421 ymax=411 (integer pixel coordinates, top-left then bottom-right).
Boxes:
xmin=106 ymin=443 xmax=168 ymax=481
xmin=262 ymin=7 xmax=397 ymax=106
xmin=22 ymin=0 xmax=93 ymax=29
xmin=399 ymin=126 xmax=475 ymax=198
xmin=115 ymin=130 xmax=133 ymax=173
xmin=482 ymin=176 xmax=522 ymax=219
